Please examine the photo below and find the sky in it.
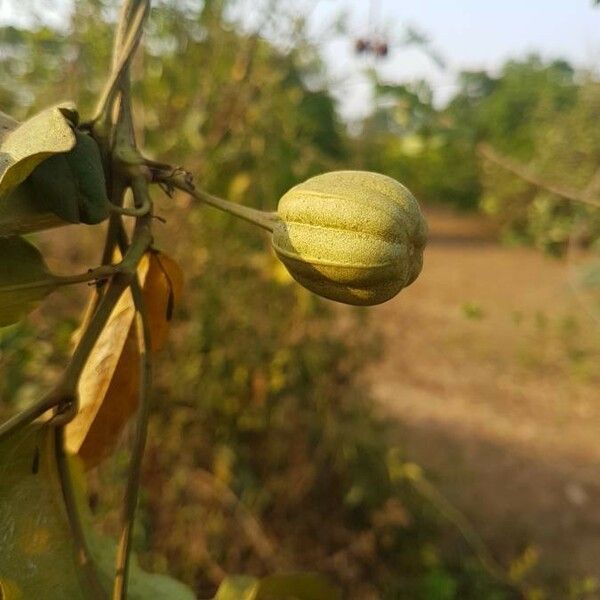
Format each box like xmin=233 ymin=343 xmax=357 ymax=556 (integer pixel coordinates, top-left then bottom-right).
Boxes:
xmin=311 ymin=0 xmax=600 ymax=118
xmin=1 ymin=0 xmax=599 ymax=119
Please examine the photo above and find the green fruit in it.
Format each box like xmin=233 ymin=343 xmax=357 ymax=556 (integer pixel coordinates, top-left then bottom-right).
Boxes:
xmin=272 ymin=171 xmax=427 ymax=306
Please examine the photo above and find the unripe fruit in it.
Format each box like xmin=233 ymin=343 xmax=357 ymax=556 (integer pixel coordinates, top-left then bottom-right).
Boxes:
xmin=272 ymin=171 xmax=427 ymax=306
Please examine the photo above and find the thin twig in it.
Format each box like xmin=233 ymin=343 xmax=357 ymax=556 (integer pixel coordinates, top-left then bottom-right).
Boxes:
xmin=112 ymin=281 xmax=152 ymax=600
xmin=98 ymin=3 xmax=155 ymax=596
xmin=478 ymin=143 xmax=600 ymax=208
xmin=93 ymin=1 xmax=150 ymax=125
xmin=113 ymin=0 xmax=140 ymax=66
xmin=0 ymin=264 xmax=119 ymax=295
xmin=402 ymin=464 xmax=515 ymax=588
xmin=191 ymin=468 xmax=284 ymax=571
xmin=55 ymin=264 xmax=119 ymax=286
xmin=112 ymin=177 xmax=154 ymax=600
xmin=55 ymin=427 xmax=107 ymax=600
xmin=0 ymin=391 xmax=66 ymax=440
xmin=155 ymin=169 xmax=279 ymax=231
xmin=0 ymin=276 xmax=129 ymax=439
xmin=108 ymin=193 xmax=151 ymax=217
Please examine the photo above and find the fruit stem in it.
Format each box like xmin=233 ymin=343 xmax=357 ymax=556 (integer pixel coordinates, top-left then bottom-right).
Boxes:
xmin=157 ymin=171 xmax=279 ymax=232
xmin=192 ymin=186 xmax=279 ymax=231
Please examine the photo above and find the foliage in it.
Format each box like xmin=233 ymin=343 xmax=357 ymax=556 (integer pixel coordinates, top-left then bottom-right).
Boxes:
xmin=0 ymin=103 xmax=77 ymax=196
xmin=0 ymin=422 xmax=198 ymax=599
xmin=472 ymin=59 xmax=598 ymax=254
xmin=357 ymin=56 xmax=599 ymax=254
xmin=0 ymin=237 xmax=58 ymax=326
xmin=0 ymin=3 xmax=510 ymax=600
xmin=355 ymin=78 xmax=482 ymax=211
xmin=65 ymin=251 xmax=184 ymax=468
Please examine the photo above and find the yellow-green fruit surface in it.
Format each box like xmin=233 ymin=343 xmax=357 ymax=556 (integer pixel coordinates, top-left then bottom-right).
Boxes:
xmin=273 ymin=171 xmax=427 ymax=305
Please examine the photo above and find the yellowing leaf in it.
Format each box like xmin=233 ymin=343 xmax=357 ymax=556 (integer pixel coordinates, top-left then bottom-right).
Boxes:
xmin=0 ymin=236 xmax=60 ymax=327
xmin=255 ymin=573 xmax=341 ymax=600
xmin=214 ymin=576 xmax=259 ymax=600
xmin=0 ymin=104 xmax=77 ymax=197
xmin=0 ymin=107 xmax=109 ymax=232
xmin=212 ymin=574 xmax=340 ymax=600
xmin=0 ymin=424 xmax=95 ymax=600
xmin=0 ymin=109 xmax=19 ymax=134
xmin=66 ymin=251 xmax=183 ymax=468
xmin=0 ymin=578 xmax=23 ymax=600
xmin=0 ymin=423 xmax=196 ymax=600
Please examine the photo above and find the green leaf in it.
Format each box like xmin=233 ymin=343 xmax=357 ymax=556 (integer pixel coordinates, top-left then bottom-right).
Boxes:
xmin=0 ymin=179 xmax=68 ymax=237
xmin=66 ymin=131 xmax=109 ymax=224
xmin=0 ymin=104 xmax=77 ymax=198
xmin=0 ymin=236 xmax=59 ymax=327
xmin=212 ymin=574 xmax=341 ymax=600
xmin=26 ymin=154 xmax=81 ymax=223
xmin=87 ymin=528 xmax=198 ymax=600
xmin=0 ymin=423 xmax=197 ymax=600
xmin=27 ymin=130 xmax=109 ymax=225
xmin=68 ymin=457 xmax=197 ymax=600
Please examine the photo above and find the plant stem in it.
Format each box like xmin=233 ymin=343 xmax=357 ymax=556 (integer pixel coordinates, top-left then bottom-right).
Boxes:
xmin=0 ymin=392 xmax=62 ymax=440
xmin=103 ymin=5 xmax=154 ymax=593
xmin=109 ymin=195 xmax=151 ymax=217
xmin=0 ymin=274 xmax=127 ymax=439
xmin=55 ymin=427 xmax=107 ymax=600
xmin=50 ymin=2 xmax=155 ymax=598
xmin=111 ymin=177 xmax=153 ymax=600
xmin=0 ymin=197 xmax=152 ymax=438
xmin=158 ymin=171 xmax=279 ymax=232
xmin=55 ymin=264 xmax=120 ymax=286
xmin=93 ymin=0 xmax=150 ymax=127
xmin=478 ymin=143 xmax=600 ymax=208
xmin=0 ymin=265 xmax=117 ymax=296
xmin=112 ymin=282 xmax=152 ymax=600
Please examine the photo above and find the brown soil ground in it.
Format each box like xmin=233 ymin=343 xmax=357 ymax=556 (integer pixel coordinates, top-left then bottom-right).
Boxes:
xmin=362 ymin=206 xmax=600 ymax=589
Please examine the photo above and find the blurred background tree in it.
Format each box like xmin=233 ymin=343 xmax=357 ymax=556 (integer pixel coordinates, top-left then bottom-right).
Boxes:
xmin=354 ymin=56 xmax=600 ymax=253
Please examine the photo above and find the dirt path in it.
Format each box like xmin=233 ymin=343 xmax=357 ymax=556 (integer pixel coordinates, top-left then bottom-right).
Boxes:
xmin=363 ymin=207 xmax=600 ymax=586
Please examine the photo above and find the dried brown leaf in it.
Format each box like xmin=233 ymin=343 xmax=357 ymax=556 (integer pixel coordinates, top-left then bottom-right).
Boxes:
xmin=66 ymin=251 xmax=183 ymax=468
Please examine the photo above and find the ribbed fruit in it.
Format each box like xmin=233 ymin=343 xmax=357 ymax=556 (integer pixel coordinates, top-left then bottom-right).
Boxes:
xmin=272 ymin=170 xmax=427 ymax=305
